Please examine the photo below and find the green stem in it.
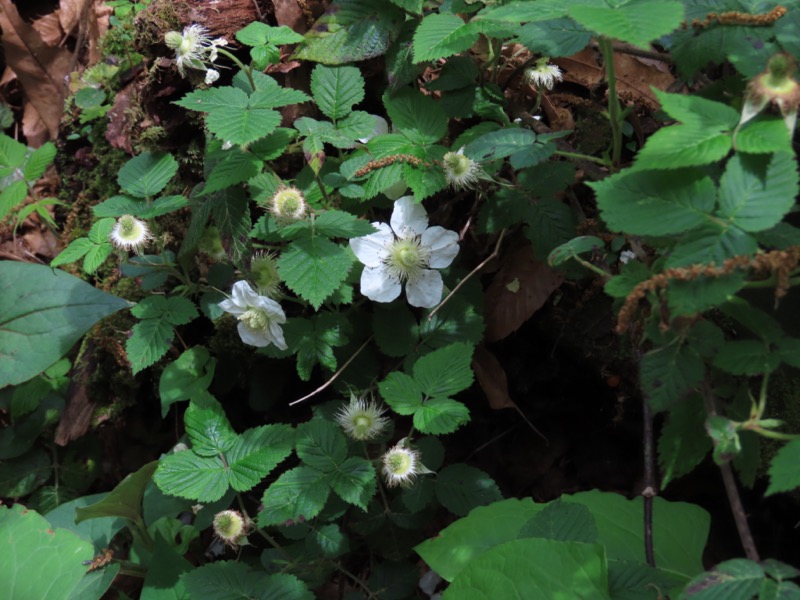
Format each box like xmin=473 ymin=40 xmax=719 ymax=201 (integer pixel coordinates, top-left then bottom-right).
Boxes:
xmin=751 ymin=428 xmax=800 ymax=441
xmin=117 ymin=562 xmax=147 ymax=578
xmin=554 ymin=149 xmax=610 ymax=167
xmin=236 ymin=494 xmax=292 ymax=561
xmin=217 ymin=48 xmax=256 ymax=92
xmin=743 ymin=274 xmax=800 ymax=289
xmin=572 ymin=254 xmax=611 ymax=279
xmin=599 ymin=37 xmax=623 ymax=169
xmin=756 ymin=372 xmax=770 ymax=420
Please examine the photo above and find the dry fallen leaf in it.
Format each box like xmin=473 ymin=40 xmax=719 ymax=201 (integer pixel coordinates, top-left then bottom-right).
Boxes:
xmin=485 ymin=243 xmax=564 ymax=342
xmin=473 ymin=344 xmax=514 ymax=410
xmin=0 ymin=0 xmax=73 ymax=140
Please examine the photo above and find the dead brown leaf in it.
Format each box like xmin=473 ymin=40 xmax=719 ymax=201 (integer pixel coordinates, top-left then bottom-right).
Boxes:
xmin=32 ymin=12 xmax=64 ymax=46
xmin=555 ymin=48 xmax=603 ymax=89
xmin=473 ymin=344 xmax=514 ymax=410
xmin=274 ymin=0 xmax=308 ymax=33
xmin=485 ymin=243 xmax=564 ymax=342
xmin=0 ymin=0 xmax=73 ymax=140
xmin=105 ymin=82 xmax=134 ymax=153
xmin=22 ymin=102 xmax=50 ymax=147
xmin=614 ymin=53 xmax=675 ymax=110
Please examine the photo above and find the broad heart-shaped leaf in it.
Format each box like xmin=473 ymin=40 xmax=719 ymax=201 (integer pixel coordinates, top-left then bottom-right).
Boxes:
xmin=182 ymin=562 xmax=313 ymax=600
xmin=311 ymin=65 xmax=365 ymax=120
xmin=659 ymin=394 xmax=711 ymax=488
xmin=258 ymin=466 xmax=331 ymax=526
xmin=590 ymin=169 xmax=715 ymax=236
xmin=76 ymin=461 xmax=158 ymax=524
xmin=384 ymin=87 xmax=447 ymax=145
xmin=117 ymin=152 xmax=178 ymax=198
xmin=413 ymin=342 xmax=475 ymax=398
xmin=296 ymin=419 xmax=348 ymax=474
xmin=632 ymin=91 xmax=739 ymax=171
xmin=0 ymin=261 xmax=131 ymax=387
xmin=640 ymin=339 xmax=704 ymax=412
xmin=413 ymin=397 xmax=471 ymax=434
xmin=412 ymin=13 xmax=475 ymax=63
xmin=379 ymin=371 xmax=424 ymax=415
xmin=463 ymin=128 xmax=537 ymax=162
xmin=46 ymin=493 xmax=126 ymax=553
xmin=278 ymin=236 xmax=354 ymax=309
xmin=569 ymin=0 xmax=683 ymax=50
xmin=434 ymin=464 xmax=502 ymax=517
xmin=184 ymin=394 xmax=237 ymax=457
xmin=681 ymin=559 xmax=764 ymax=599
xmin=294 ymin=0 xmax=404 ymax=64
xmin=327 ymin=456 xmax=376 ymax=510
xmin=159 ymin=347 xmax=217 ymax=417
xmin=518 ymin=500 xmax=598 ymax=543
xmin=227 ymin=425 xmax=294 ymax=491
xmin=153 ymin=452 xmax=229 ymax=503
xmin=717 ymin=152 xmax=799 ymax=233
xmin=443 ymin=538 xmax=611 ymax=599
xmin=766 ymin=439 xmax=800 ymax=496
xmin=416 ymin=491 xmax=709 ymax=584
xmin=0 ymin=504 xmax=93 ymax=600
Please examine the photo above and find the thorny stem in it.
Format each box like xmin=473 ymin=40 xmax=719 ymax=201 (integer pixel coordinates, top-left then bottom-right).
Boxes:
xmin=702 ymin=381 xmax=761 ymax=562
xmin=571 ymin=254 xmax=612 ymax=278
xmin=640 ymin=385 xmax=657 ymax=568
xmin=599 ymin=37 xmax=623 ymax=169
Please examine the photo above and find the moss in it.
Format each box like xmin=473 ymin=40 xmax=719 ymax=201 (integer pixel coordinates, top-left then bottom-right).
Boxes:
xmin=134 ymin=0 xmax=185 ymax=57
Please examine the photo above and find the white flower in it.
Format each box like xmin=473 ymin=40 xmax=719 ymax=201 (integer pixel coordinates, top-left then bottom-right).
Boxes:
xmin=350 ymin=196 xmax=459 ymax=308
xmin=442 ymin=147 xmax=480 ymax=190
xmin=219 ymin=281 xmax=287 ymax=349
xmin=334 ymin=395 xmax=389 ymax=441
xmin=110 ymin=214 xmax=152 ymax=254
xmin=619 ymin=250 xmax=636 ymax=264
xmin=525 ymin=58 xmax=563 ymax=90
xmin=164 ymin=24 xmax=226 ymax=80
xmin=382 ymin=439 xmax=422 ymax=487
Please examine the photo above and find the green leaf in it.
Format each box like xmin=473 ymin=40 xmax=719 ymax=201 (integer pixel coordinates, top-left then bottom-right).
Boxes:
xmin=659 ymin=394 xmax=711 ymax=488
xmin=413 ymin=397 xmax=470 ymax=434
xmin=641 ymin=340 xmax=704 ymax=412
xmin=518 ymin=500 xmax=598 ymax=543
xmin=311 ymin=65 xmax=365 ymax=120
xmin=249 ymin=78 xmax=311 ymax=109
xmin=227 ymin=425 xmax=294 ymax=492
xmin=712 ymin=340 xmax=781 ymax=376
xmin=184 ymin=394 xmax=237 ymax=456
xmin=327 ymin=456 xmax=376 ymax=510
xmin=434 ymin=464 xmax=502 ymax=517
xmin=296 ymin=420 xmax=348 ymax=474
xmin=413 ymin=13 xmax=476 ymax=63
xmin=117 ymin=152 xmax=178 ymax=198
xmin=734 ymin=117 xmax=793 ymax=154
xmin=258 ymin=467 xmax=330 ymax=526
xmin=591 ymin=169 xmax=715 ymax=236
xmin=517 ymin=18 xmax=591 ymax=57
xmin=632 ymin=91 xmax=739 ymax=170
xmin=0 ymin=179 xmax=27 ymax=219
xmin=569 ymin=0 xmax=684 ymax=50
xmin=140 ymin=534 xmax=192 ymax=600
xmin=442 ymin=538 xmax=611 ymax=599
xmin=0 ymin=262 xmax=131 ymax=387
xmin=373 ymin=304 xmax=418 ymax=357
xmin=236 ymin=22 xmax=305 ymax=46
xmin=294 ymin=0 xmax=404 ymax=64
xmin=379 ymin=372 xmax=423 ymax=415
xmin=307 ymin=523 xmax=350 ymax=558
xmin=45 ymin=493 xmax=126 ymax=553
xmin=278 ymin=236 xmax=354 ymax=309
xmin=608 ymin=561 xmax=684 ymax=600
xmin=314 ymin=210 xmax=377 ymax=238
xmin=127 ymin=297 xmax=198 ymax=374
xmin=717 ymin=152 xmax=799 ymax=233
xmin=76 ymin=461 xmax=158 ymax=524
xmin=284 ymin=313 xmax=350 ymax=381
xmin=183 ymin=562 xmax=313 ymax=600
xmin=384 ymin=88 xmax=447 ymax=144
xmin=548 ymin=235 xmax=605 ymax=267
xmin=0 ymin=447 xmax=50 ymax=496
xmin=202 ymin=150 xmax=262 ymax=195
xmin=22 ymin=142 xmax=56 ymax=181
xmin=413 ymin=342 xmax=474 ymax=398
xmin=92 ymin=194 xmax=188 ymax=219
xmin=49 ymin=237 xmax=93 ymax=268
xmin=766 ymin=439 xmax=800 ymax=496
xmin=464 ymin=127 xmax=537 ymax=162
xmin=159 ymin=347 xmax=216 ymax=417
xmin=681 ymin=558 xmax=764 ymax=599
xmin=154 ymin=451 xmax=228 ymax=502
xmin=0 ymin=504 xmax=93 ymax=600
xmin=0 ymin=133 xmax=26 ymax=171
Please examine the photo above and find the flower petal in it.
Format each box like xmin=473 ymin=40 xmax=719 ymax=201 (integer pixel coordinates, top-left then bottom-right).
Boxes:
xmin=390 ymin=196 xmax=428 ymax=237
xmin=350 ymin=223 xmax=393 ymax=267
xmin=230 ymin=280 xmax=258 ymax=307
xmin=422 ymin=226 xmax=459 ymax=268
xmin=360 ymin=265 xmax=401 ymax=303
xmin=406 ymin=269 xmax=443 ymax=308
xmin=219 ymin=298 xmax=245 ymax=316
xmin=268 ymin=321 xmax=288 ymax=350
xmin=253 ymin=295 xmax=286 ymax=323
xmin=237 ymin=322 xmax=270 ymax=347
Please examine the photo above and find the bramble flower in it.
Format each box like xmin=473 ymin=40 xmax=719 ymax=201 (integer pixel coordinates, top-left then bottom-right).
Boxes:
xmin=219 ymin=280 xmax=287 ymax=349
xmin=212 ymin=510 xmax=250 ymax=547
xmin=164 ymin=24 xmax=227 ymax=81
xmin=739 ymin=53 xmax=800 ymax=135
xmin=250 ymin=251 xmax=281 ymax=299
xmin=349 ymin=196 xmax=459 ymax=308
xmin=334 ymin=395 xmax=389 ymax=441
xmin=270 ymin=186 xmax=307 ymax=224
xmin=382 ymin=439 xmax=422 ymax=487
xmin=110 ymin=215 xmax=152 ymax=254
xmin=525 ymin=58 xmax=563 ymax=90
xmin=442 ymin=147 xmax=480 ymax=190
